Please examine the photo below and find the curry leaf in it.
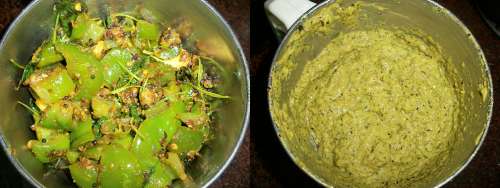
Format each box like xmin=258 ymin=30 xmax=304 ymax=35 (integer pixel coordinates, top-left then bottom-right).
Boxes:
xmin=55 ymin=0 xmax=87 ymax=36
xmin=17 ymin=61 xmax=38 ymax=90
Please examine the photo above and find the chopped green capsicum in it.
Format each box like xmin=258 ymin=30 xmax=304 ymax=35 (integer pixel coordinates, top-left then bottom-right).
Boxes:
xmin=169 ymin=126 xmax=204 ymax=153
xmin=35 ymin=125 xmax=64 ymax=142
xmin=70 ymin=132 xmax=95 ymax=149
xmin=37 ymin=44 xmax=64 ymax=67
xmin=28 ymin=134 xmax=70 ymax=163
xmin=91 ymin=96 xmax=120 ymax=118
xmin=71 ymin=13 xmax=105 ymax=45
xmin=162 ymin=152 xmax=187 ymax=180
xmin=66 ymin=149 xmax=81 ymax=164
xmin=69 ymin=157 xmax=98 ymax=188
xmin=27 ymin=66 xmax=75 ymax=104
xmin=144 ymin=162 xmax=173 ymax=188
xmin=137 ymin=20 xmax=159 ymax=40
xmin=100 ymin=47 xmax=133 ymax=88
xmin=53 ymin=42 xmax=104 ymax=101
xmin=81 ymin=144 xmax=108 ymax=160
xmin=130 ymin=100 xmax=185 ymax=159
xmin=111 ymin=133 xmax=133 ymax=150
xmin=70 ymin=119 xmax=92 ymax=141
xmin=38 ymin=100 xmax=77 ymax=131
xmin=99 ymin=143 xmax=144 ymax=188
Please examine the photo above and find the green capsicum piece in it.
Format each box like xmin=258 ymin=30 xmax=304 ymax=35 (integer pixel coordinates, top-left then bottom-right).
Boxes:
xmin=190 ymin=101 xmax=202 ymax=114
xmin=163 ymin=81 xmax=182 ymax=97
xmin=143 ymin=61 xmax=176 ymax=86
xmin=138 ymin=156 xmax=159 ymax=172
xmin=28 ymin=134 xmax=70 ymax=163
xmin=120 ymin=17 xmax=135 ymax=32
xmin=144 ymin=162 xmax=172 ymax=188
xmin=95 ymin=135 xmax=113 ymax=145
xmin=181 ymin=83 xmax=195 ymax=103
xmin=69 ymin=158 xmax=99 ymax=188
xmin=99 ymin=143 xmax=143 ymax=188
xmin=53 ymin=42 xmax=104 ymax=101
xmin=70 ymin=118 xmax=92 ymax=141
xmin=39 ymin=100 xmax=77 ymax=131
xmin=35 ymin=125 xmax=64 ymax=142
xmin=137 ymin=156 xmax=173 ymax=188
xmin=71 ymin=13 xmax=105 ymax=45
xmin=100 ymin=47 xmax=133 ymax=88
xmin=37 ymin=44 xmax=64 ymax=67
xmin=155 ymin=45 xmax=180 ymax=60
xmin=130 ymin=100 xmax=185 ymax=159
xmin=81 ymin=144 xmax=109 ymax=160
xmin=91 ymin=96 xmax=120 ymax=118
xmin=29 ymin=66 xmax=76 ymax=104
xmin=137 ymin=20 xmax=159 ymax=40
xmin=144 ymin=100 xmax=169 ymax=118
xmin=100 ymin=118 xmax=131 ymax=139
xmin=55 ymin=0 xmax=87 ymax=35
xmin=163 ymin=163 xmax=178 ymax=180
xmin=169 ymin=126 xmax=204 ymax=153
xmin=162 ymin=152 xmax=187 ymax=180
xmin=66 ymin=149 xmax=81 ymax=164
xmin=70 ymin=132 xmax=95 ymax=150
xmin=178 ymin=112 xmax=207 ymax=127
xmin=200 ymin=126 xmax=212 ymax=141
xmin=111 ymin=133 xmax=133 ymax=151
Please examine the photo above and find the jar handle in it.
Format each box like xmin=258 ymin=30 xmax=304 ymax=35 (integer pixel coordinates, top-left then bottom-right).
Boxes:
xmin=264 ymin=0 xmax=316 ymax=41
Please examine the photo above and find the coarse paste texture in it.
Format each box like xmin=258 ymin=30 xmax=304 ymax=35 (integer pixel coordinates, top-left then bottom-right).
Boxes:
xmin=270 ymin=1 xmax=464 ymax=187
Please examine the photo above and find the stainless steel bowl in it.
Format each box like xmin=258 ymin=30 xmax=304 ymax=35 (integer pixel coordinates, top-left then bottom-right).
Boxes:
xmin=268 ymin=0 xmax=493 ymax=187
xmin=0 ymin=0 xmax=249 ymax=187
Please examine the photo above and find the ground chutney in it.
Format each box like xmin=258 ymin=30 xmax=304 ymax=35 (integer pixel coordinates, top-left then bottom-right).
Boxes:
xmin=270 ymin=2 xmax=463 ymax=186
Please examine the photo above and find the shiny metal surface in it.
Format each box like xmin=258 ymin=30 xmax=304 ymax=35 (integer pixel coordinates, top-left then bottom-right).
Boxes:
xmin=268 ymin=0 xmax=493 ymax=187
xmin=0 ymin=0 xmax=250 ymax=187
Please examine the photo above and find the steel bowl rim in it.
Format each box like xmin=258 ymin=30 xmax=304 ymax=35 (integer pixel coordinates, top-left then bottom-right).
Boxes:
xmin=0 ymin=0 xmax=45 ymax=186
xmin=197 ymin=0 xmax=250 ymax=187
xmin=0 ymin=0 xmax=250 ymax=187
xmin=266 ymin=0 xmax=493 ymax=187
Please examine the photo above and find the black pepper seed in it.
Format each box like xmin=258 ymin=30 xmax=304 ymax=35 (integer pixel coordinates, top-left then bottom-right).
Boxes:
xmin=42 ymin=139 xmax=47 ymax=143
xmin=89 ymin=38 xmax=93 ymax=43
xmin=298 ymin=25 xmax=304 ymax=30
xmin=63 ymin=103 xmax=68 ymax=108
xmin=90 ymin=75 xmax=95 ymax=79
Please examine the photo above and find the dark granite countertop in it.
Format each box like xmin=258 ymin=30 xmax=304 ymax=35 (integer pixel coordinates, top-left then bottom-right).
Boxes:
xmin=250 ymin=0 xmax=499 ymax=187
xmin=0 ymin=0 xmax=249 ymax=187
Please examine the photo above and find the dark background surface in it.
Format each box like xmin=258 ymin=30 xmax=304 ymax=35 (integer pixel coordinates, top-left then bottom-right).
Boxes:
xmin=250 ymin=0 xmax=499 ymax=187
xmin=0 ymin=0 xmax=249 ymax=187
